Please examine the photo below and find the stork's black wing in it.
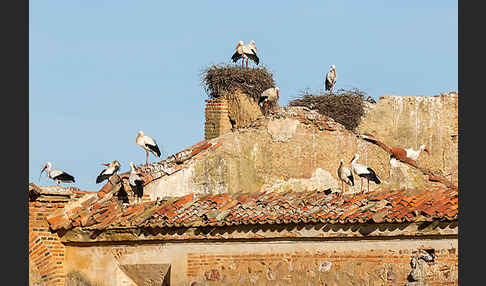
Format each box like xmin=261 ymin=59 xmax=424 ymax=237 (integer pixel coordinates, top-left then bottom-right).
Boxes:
xmin=54 ymin=172 xmax=75 ymax=183
xmin=231 ymin=51 xmax=243 ymax=63
xmin=145 ymin=143 xmax=161 ymax=157
xmin=245 ymin=53 xmax=259 ymax=65
xmin=96 ymin=170 xmax=110 ymax=184
xmin=347 ymin=173 xmax=354 ymax=186
xmin=325 ymin=77 xmax=332 ymax=91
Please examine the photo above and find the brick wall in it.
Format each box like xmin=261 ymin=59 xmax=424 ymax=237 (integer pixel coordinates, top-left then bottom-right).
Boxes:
xmin=64 ymin=237 xmax=458 ymax=286
xmin=186 ymin=247 xmax=458 ymax=285
xmin=204 ymin=98 xmax=232 ymax=140
xmin=29 ymin=187 xmax=86 ymax=286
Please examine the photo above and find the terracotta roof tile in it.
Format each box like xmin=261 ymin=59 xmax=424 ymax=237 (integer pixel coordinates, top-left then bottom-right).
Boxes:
xmin=47 ymin=183 xmax=458 ymax=232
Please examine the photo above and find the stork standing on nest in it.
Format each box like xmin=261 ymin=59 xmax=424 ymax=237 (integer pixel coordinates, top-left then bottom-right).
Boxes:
xmin=357 ymin=133 xmax=429 ymax=168
xmin=96 ymin=160 xmax=121 ymax=184
xmin=136 ymin=130 xmax=161 ymax=166
xmin=39 ymin=162 xmax=75 ymax=185
xmin=337 ymin=159 xmax=354 ymax=195
xmin=259 ymin=87 xmax=279 ymax=116
xmin=350 ymin=154 xmax=381 ymax=193
xmin=325 ymin=65 xmax=337 ymax=94
xmin=231 ymin=40 xmax=259 ymax=68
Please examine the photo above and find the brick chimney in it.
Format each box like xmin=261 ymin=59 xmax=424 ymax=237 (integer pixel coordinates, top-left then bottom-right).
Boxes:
xmin=204 ymin=98 xmax=232 ymax=140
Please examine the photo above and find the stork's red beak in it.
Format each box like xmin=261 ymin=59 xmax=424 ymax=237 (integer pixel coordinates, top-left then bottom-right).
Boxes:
xmin=424 ymin=148 xmax=430 ymax=154
xmin=102 ymin=163 xmax=110 ymax=167
xmin=349 ymin=156 xmax=355 ymax=164
xmin=39 ymin=165 xmax=47 ymax=181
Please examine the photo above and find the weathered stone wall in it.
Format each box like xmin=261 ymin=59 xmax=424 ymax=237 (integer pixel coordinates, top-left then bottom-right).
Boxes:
xmin=145 ymin=92 xmax=458 ymax=198
xmin=64 ymin=238 xmax=458 ymax=286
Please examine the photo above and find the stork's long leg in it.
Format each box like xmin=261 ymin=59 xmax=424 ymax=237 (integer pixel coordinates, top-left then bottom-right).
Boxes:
xmin=246 ymin=58 xmax=249 ymax=69
xmin=367 ymin=179 xmax=370 ymax=193
xmin=146 ymin=150 xmax=149 ymax=166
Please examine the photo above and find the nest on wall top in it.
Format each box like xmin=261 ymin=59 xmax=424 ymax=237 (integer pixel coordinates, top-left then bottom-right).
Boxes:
xmin=288 ymin=88 xmax=373 ymax=131
xmin=201 ymin=64 xmax=276 ymax=101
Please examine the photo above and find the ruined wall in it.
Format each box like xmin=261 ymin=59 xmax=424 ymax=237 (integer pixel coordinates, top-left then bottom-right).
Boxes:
xmin=64 ymin=238 xmax=458 ymax=286
xmin=357 ymin=92 xmax=458 ymax=186
xmin=145 ymin=92 xmax=458 ymax=198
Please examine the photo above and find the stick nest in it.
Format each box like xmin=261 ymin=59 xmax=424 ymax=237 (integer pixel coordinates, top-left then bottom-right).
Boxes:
xmin=289 ymin=88 xmax=374 ymax=131
xmin=201 ymin=64 xmax=276 ymax=101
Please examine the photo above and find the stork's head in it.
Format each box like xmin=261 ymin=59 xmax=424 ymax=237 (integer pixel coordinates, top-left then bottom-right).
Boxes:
xmin=236 ymin=41 xmax=244 ymax=49
xmin=350 ymin=154 xmax=359 ymax=163
xmin=129 ymin=161 xmax=135 ymax=169
xmin=138 ymin=130 xmax=144 ymax=137
xmin=113 ymin=160 xmax=121 ymax=169
xmin=331 ymin=64 xmax=336 ymax=70
xmin=420 ymin=145 xmax=430 ymax=155
xmin=40 ymin=162 xmax=51 ymax=180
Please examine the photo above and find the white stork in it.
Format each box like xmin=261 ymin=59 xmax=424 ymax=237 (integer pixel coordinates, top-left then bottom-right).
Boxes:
xmin=405 ymin=144 xmax=430 ymax=161
xmin=259 ymin=87 xmax=279 ymax=116
xmin=337 ymin=159 xmax=354 ymax=195
xmin=358 ymin=133 xmax=429 ymax=168
xmin=96 ymin=160 xmax=121 ymax=184
xmin=231 ymin=40 xmax=259 ymax=68
xmin=350 ymin=154 xmax=381 ymax=193
xmin=39 ymin=162 xmax=75 ymax=185
xmin=136 ymin=130 xmax=161 ymax=166
xmin=325 ymin=65 xmax=337 ymax=94
xmin=129 ymin=161 xmax=144 ymax=200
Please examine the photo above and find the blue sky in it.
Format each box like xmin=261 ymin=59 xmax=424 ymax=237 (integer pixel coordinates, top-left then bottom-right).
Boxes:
xmin=29 ymin=1 xmax=457 ymax=191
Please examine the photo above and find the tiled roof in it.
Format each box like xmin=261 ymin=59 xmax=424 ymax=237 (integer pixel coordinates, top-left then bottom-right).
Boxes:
xmin=47 ymin=182 xmax=457 ymax=232
xmin=118 ymin=139 xmax=224 ymax=187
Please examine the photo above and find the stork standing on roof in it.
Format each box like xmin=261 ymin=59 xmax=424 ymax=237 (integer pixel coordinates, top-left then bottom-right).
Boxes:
xmin=128 ymin=161 xmax=144 ymax=201
xmin=39 ymin=162 xmax=75 ymax=185
xmin=337 ymin=159 xmax=354 ymax=195
xmin=350 ymin=154 xmax=381 ymax=193
xmin=325 ymin=65 xmax=337 ymax=94
xmin=136 ymin=130 xmax=161 ymax=166
xmin=259 ymin=87 xmax=279 ymax=116
xmin=231 ymin=40 xmax=259 ymax=68
xmin=96 ymin=160 xmax=121 ymax=184
xmin=357 ymin=133 xmax=429 ymax=168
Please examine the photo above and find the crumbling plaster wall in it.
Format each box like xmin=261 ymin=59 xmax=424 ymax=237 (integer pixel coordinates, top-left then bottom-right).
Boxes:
xmin=144 ymin=92 xmax=458 ymax=199
xmin=357 ymin=93 xmax=458 ymax=186
xmin=64 ymin=238 xmax=458 ymax=286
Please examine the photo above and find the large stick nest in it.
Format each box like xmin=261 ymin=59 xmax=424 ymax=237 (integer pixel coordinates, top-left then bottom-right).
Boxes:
xmin=201 ymin=64 xmax=276 ymax=101
xmin=289 ymin=88 xmax=374 ymax=131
